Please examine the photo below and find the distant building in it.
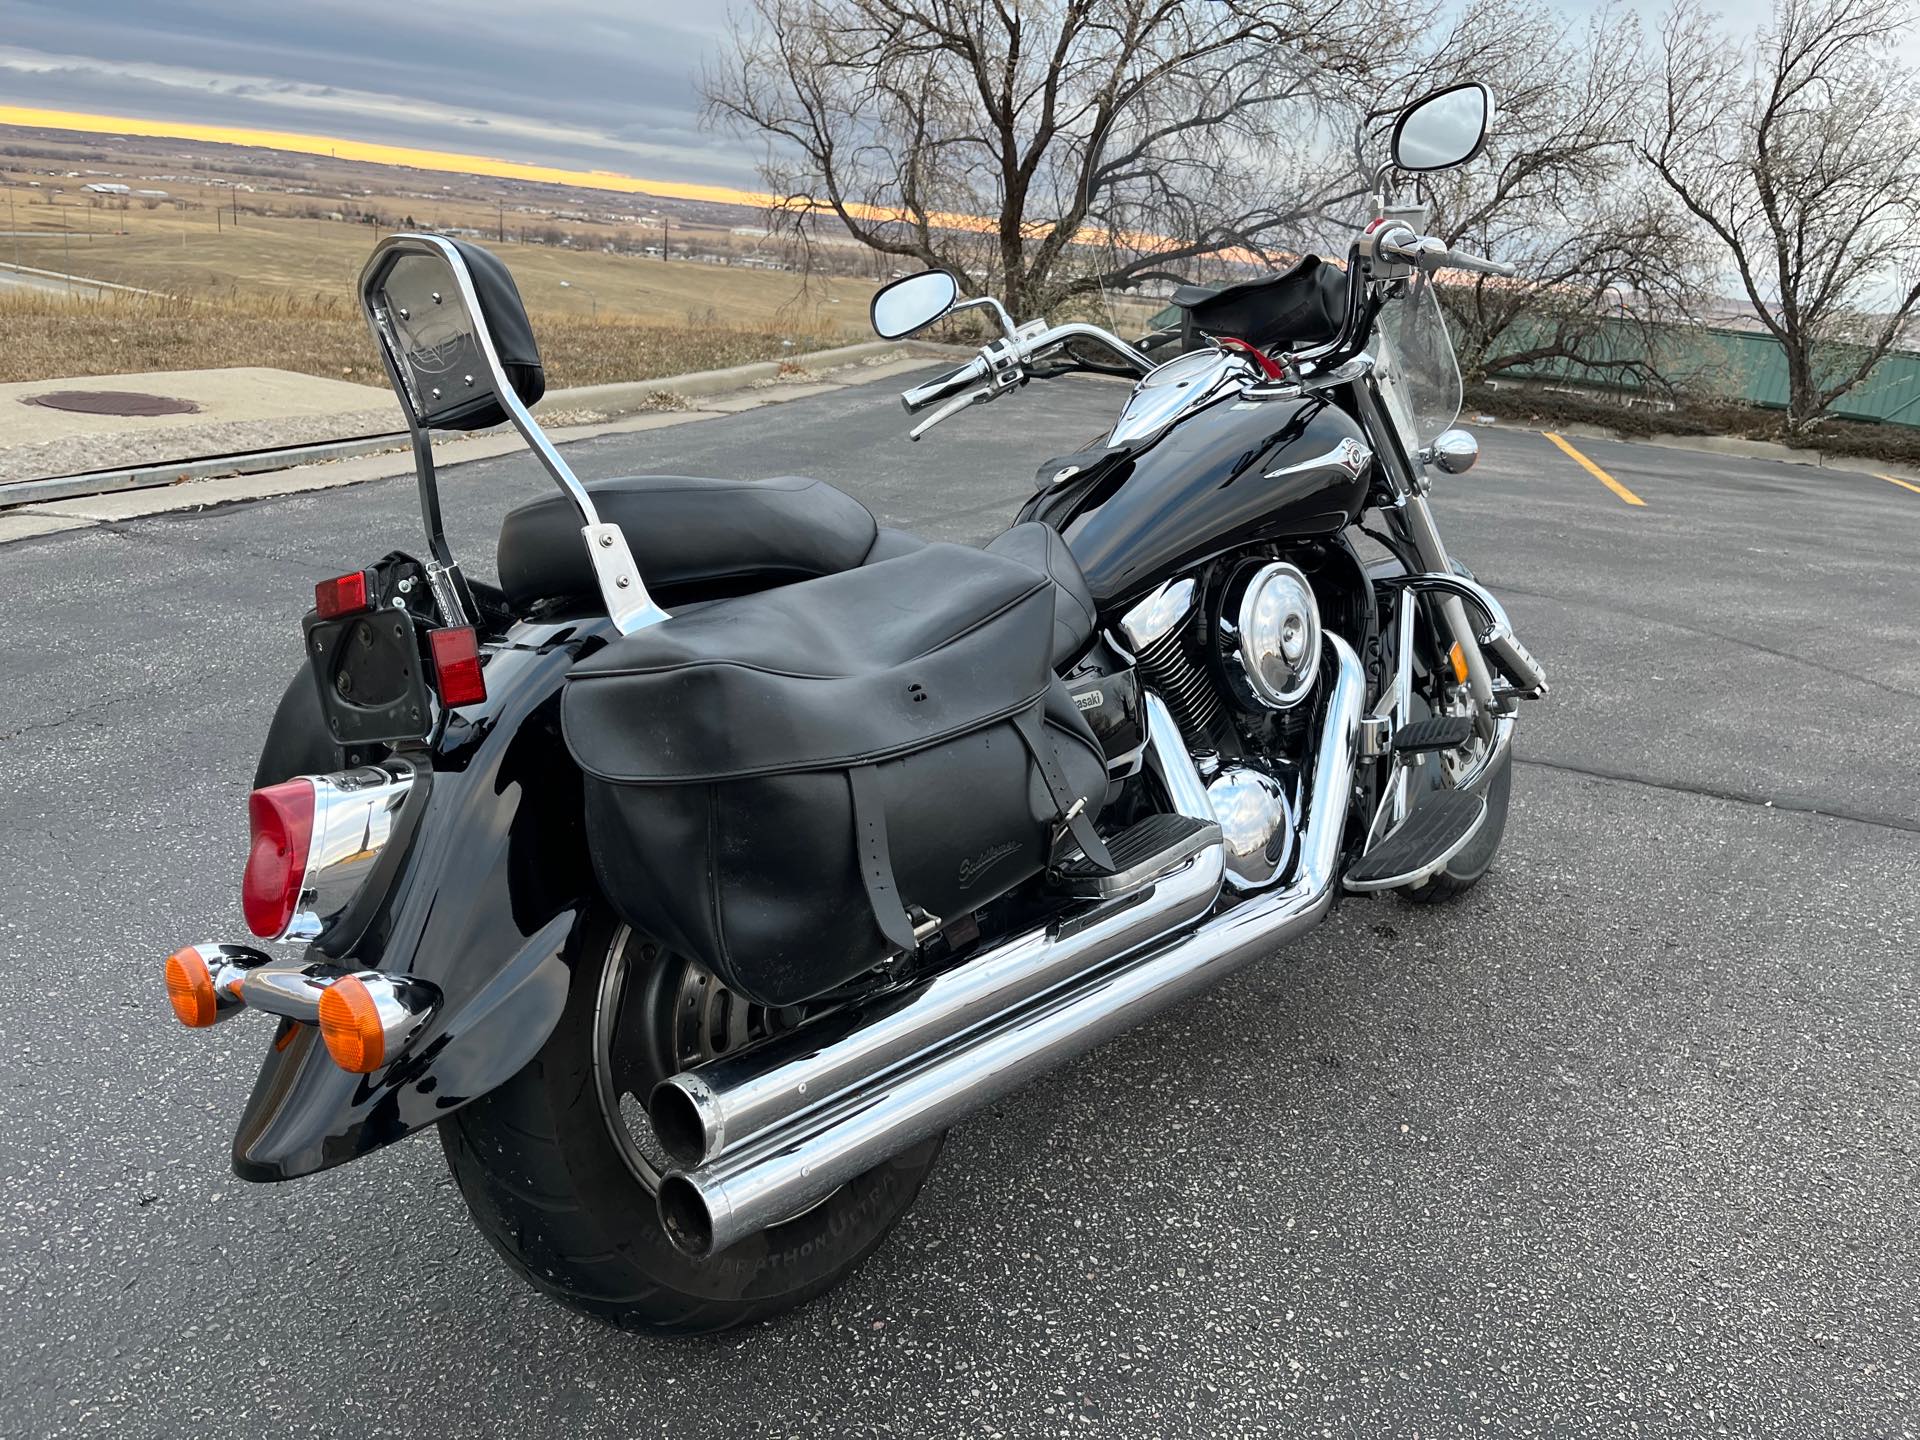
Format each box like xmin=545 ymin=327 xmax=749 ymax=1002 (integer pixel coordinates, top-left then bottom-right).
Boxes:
xmin=82 ymin=182 xmax=130 ymax=195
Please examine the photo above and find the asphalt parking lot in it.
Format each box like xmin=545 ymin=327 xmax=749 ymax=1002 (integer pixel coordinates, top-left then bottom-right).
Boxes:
xmin=2 ymin=368 xmax=1917 ymax=1438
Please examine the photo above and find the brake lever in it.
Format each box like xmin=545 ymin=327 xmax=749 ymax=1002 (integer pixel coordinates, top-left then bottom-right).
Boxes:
xmin=907 ymin=386 xmax=994 ymax=442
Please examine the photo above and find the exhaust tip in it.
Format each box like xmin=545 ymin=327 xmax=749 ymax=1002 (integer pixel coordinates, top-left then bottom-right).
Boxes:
xmin=647 ymin=1076 xmax=724 ymax=1168
xmin=657 ymin=1173 xmax=716 ymax=1258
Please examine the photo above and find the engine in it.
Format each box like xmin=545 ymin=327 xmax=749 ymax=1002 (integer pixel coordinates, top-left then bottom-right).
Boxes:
xmin=1118 ymin=546 xmax=1358 ymax=892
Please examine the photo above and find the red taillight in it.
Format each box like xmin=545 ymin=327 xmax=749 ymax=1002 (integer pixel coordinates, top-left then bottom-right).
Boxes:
xmin=242 ymin=780 xmax=315 ymax=938
xmin=314 ymin=570 xmax=371 ymax=619
xmin=429 ymin=625 xmax=487 ymax=707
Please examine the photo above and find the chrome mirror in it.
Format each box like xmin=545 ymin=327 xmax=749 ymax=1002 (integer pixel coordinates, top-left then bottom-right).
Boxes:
xmin=870 ymin=270 xmax=959 ymax=339
xmin=1391 ymin=83 xmax=1493 ymax=172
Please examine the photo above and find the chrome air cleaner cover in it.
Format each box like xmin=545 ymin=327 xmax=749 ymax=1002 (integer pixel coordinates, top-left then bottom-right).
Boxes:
xmin=1220 ymin=561 xmax=1321 ymax=709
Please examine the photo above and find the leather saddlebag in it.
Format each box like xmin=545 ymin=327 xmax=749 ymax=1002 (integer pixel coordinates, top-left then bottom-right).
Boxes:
xmin=560 ymin=542 xmax=1111 ymax=1007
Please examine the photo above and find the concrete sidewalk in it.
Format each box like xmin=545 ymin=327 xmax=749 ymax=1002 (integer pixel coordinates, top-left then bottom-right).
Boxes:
xmin=0 ymin=368 xmax=403 ymax=486
xmin=0 ymin=340 xmax=926 ymax=496
xmin=0 ymin=348 xmax=943 ymax=544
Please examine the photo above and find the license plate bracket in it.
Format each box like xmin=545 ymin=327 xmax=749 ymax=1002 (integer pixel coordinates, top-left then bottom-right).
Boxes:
xmin=304 ymin=606 xmax=433 ymax=746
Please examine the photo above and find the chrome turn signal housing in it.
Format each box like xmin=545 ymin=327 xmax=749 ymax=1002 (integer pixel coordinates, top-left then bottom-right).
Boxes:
xmin=164 ymin=943 xmax=271 ymax=1028
xmin=1423 ymin=428 xmax=1479 ymax=475
xmin=317 ymin=973 xmax=437 ymax=1073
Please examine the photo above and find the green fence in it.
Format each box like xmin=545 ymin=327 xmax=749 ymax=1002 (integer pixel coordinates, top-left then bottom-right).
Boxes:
xmin=1491 ymin=314 xmax=1920 ymax=428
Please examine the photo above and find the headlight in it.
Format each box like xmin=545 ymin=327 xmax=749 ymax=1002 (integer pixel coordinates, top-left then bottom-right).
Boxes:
xmin=1221 ymin=561 xmax=1321 ymax=709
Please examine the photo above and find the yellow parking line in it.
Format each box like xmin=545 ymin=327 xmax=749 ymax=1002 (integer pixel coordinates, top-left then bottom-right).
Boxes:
xmin=1876 ymin=472 xmax=1920 ymax=496
xmin=1542 ymin=431 xmax=1647 ymax=507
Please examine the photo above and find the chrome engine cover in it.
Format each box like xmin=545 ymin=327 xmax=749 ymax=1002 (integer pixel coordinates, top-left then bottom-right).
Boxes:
xmin=1219 ymin=560 xmax=1321 ymax=711
xmin=1204 ymin=761 xmax=1296 ymax=892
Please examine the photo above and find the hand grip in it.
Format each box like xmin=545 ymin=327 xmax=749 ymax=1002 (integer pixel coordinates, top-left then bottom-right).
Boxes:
xmin=900 ymin=354 xmax=990 ymax=414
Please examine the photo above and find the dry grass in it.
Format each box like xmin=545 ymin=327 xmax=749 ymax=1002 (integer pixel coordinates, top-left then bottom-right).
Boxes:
xmin=0 ymin=207 xmax=875 ymax=327
xmin=0 ymin=289 xmax=841 ymax=388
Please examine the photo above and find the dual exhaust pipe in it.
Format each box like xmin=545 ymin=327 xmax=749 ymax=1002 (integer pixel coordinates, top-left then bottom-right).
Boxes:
xmin=649 ymin=636 xmax=1365 ymax=1257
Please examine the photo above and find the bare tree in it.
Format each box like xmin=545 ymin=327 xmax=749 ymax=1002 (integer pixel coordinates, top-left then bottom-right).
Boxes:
xmin=703 ymin=0 xmax=1427 ymax=317
xmin=1350 ymin=1 xmax=1700 ymax=391
xmin=1642 ymin=0 xmax=1920 ymax=433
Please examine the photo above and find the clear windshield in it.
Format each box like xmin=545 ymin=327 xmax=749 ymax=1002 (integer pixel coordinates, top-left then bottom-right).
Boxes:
xmin=1372 ymin=273 xmax=1462 ymax=450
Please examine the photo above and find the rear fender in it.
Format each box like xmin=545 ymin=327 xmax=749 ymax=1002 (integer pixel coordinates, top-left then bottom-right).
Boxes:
xmin=232 ymin=618 xmax=612 ymax=1181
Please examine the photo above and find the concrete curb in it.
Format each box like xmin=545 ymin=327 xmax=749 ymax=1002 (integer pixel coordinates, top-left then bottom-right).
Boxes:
xmin=0 ymin=340 xmax=952 ymax=511
xmin=543 ymin=339 xmax=915 ymax=413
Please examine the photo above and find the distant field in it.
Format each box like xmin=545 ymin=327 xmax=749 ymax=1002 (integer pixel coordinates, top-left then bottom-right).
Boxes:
xmin=0 ymin=204 xmax=874 ymax=325
xmin=0 ymin=288 xmax=839 ymax=389
xmin=0 ymin=191 xmax=880 ymax=383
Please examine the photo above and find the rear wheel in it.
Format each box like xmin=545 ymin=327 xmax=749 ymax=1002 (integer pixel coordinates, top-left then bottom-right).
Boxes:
xmin=441 ymin=904 xmax=943 ymax=1334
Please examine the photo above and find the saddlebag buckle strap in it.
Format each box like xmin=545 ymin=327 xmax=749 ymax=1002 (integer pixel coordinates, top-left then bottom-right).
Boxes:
xmin=847 ymin=763 xmax=923 ymax=954
xmin=1011 ymin=705 xmax=1115 ymax=873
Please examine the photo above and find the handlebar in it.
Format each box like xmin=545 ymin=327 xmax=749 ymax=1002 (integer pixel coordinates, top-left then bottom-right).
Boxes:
xmin=1372 ymin=224 xmax=1516 ymax=279
xmin=898 ymin=320 xmax=1155 ymax=430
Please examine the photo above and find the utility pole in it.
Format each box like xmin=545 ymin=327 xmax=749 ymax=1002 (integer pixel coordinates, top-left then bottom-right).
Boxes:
xmin=498 ymin=199 xmax=505 ymax=243
xmin=662 ymin=215 xmax=670 ymax=259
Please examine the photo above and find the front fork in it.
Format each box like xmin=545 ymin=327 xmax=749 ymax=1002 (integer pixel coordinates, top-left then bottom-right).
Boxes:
xmin=1396 ymin=489 xmax=1501 ymax=714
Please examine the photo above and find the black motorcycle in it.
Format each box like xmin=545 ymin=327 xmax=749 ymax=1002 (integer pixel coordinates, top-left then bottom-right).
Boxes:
xmin=163 ymin=81 xmax=1546 ymax=1333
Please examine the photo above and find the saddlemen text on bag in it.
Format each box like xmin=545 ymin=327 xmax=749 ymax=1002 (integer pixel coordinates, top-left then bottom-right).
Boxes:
xmin=561 ymin=541 xmax=1110 ymax=1007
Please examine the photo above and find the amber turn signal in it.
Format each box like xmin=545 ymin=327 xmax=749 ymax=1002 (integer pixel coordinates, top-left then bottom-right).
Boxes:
xmin=318 ymin=974 xmax=387 ymax=1073
xmin=165 ymin=947 xmax=219 ymax=1028
xmin=1448 ymin=641 xmax=1470 ymax=685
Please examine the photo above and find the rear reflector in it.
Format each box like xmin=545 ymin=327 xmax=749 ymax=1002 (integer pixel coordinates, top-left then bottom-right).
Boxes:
xmin=243 ymin=780 xmax=316 ymax=939
xmin=429 ymin=625 xmax=487 ymax=707
xmin=314 ymin=570 xmax=371 ymax=619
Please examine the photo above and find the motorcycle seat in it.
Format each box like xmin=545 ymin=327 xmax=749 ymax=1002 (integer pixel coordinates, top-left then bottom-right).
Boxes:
xmin=985 ymin=522 xmax=1095 ymax=667
xmin=497 ymin=474 xmax=922 ymax=614
xmin=496 ymin=475 xmax=1094 ymax=667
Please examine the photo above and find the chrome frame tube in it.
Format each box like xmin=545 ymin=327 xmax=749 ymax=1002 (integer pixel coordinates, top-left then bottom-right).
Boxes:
xmin=1377 ymin=570 xmax=1549 ymax=698
xmin=648 ymin=694 xmax=1226 ymax=1168
xmin=656 ymin=637 xmax=1364 ymax=1258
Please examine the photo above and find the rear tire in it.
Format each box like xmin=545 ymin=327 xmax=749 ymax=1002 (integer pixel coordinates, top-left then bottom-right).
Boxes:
xmin=441 ymin=904 xmax=943 ymax=1334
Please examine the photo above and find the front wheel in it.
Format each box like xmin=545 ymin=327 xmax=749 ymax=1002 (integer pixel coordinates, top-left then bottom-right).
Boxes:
xmin=441 ymin=904 xmax=944 ymax=1334
xmin=1399 ymin=738 xmax=1511 ymax=903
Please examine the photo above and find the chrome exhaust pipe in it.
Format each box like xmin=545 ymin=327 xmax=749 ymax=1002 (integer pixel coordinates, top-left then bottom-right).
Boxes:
xmin=656 ymin=636 xmax=1365 ymax=1258
xmin=648 ymin=690 xmax=1227 ymax=1168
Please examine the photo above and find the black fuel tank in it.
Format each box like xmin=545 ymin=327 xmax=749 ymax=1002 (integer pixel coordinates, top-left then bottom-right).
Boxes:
xmin=1021 ymin=393 xmax=1371 ymax=607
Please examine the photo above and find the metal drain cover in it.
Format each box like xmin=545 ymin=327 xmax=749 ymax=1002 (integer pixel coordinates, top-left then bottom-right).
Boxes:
xmin=21 ymin=389 xmax=202 ymax=417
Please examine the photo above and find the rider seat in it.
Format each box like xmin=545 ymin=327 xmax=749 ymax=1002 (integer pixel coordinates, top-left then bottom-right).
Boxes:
xmin=496 ymin=475 xmax=1095 ymax=665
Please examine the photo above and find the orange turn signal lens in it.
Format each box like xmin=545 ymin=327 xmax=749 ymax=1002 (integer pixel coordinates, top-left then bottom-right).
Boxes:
xmin=165 ymin=947 xmax=218 ymax=1028
xmin=1448 ymin=642 xmax=1470 ymax=685
xmin=317 ymin=974 xmax=386 ymax=1073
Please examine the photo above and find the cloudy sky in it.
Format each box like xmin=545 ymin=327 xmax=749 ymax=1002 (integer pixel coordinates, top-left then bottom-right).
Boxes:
xmin=0 ymin=1 xmax=752 ymax=188
xmin=0 ymin=0 xmax=1872 ymax=196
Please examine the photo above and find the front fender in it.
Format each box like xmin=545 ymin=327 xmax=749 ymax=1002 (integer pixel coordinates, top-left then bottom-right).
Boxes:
xmin=232 ymin=619 xmax=612 ymax=1181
